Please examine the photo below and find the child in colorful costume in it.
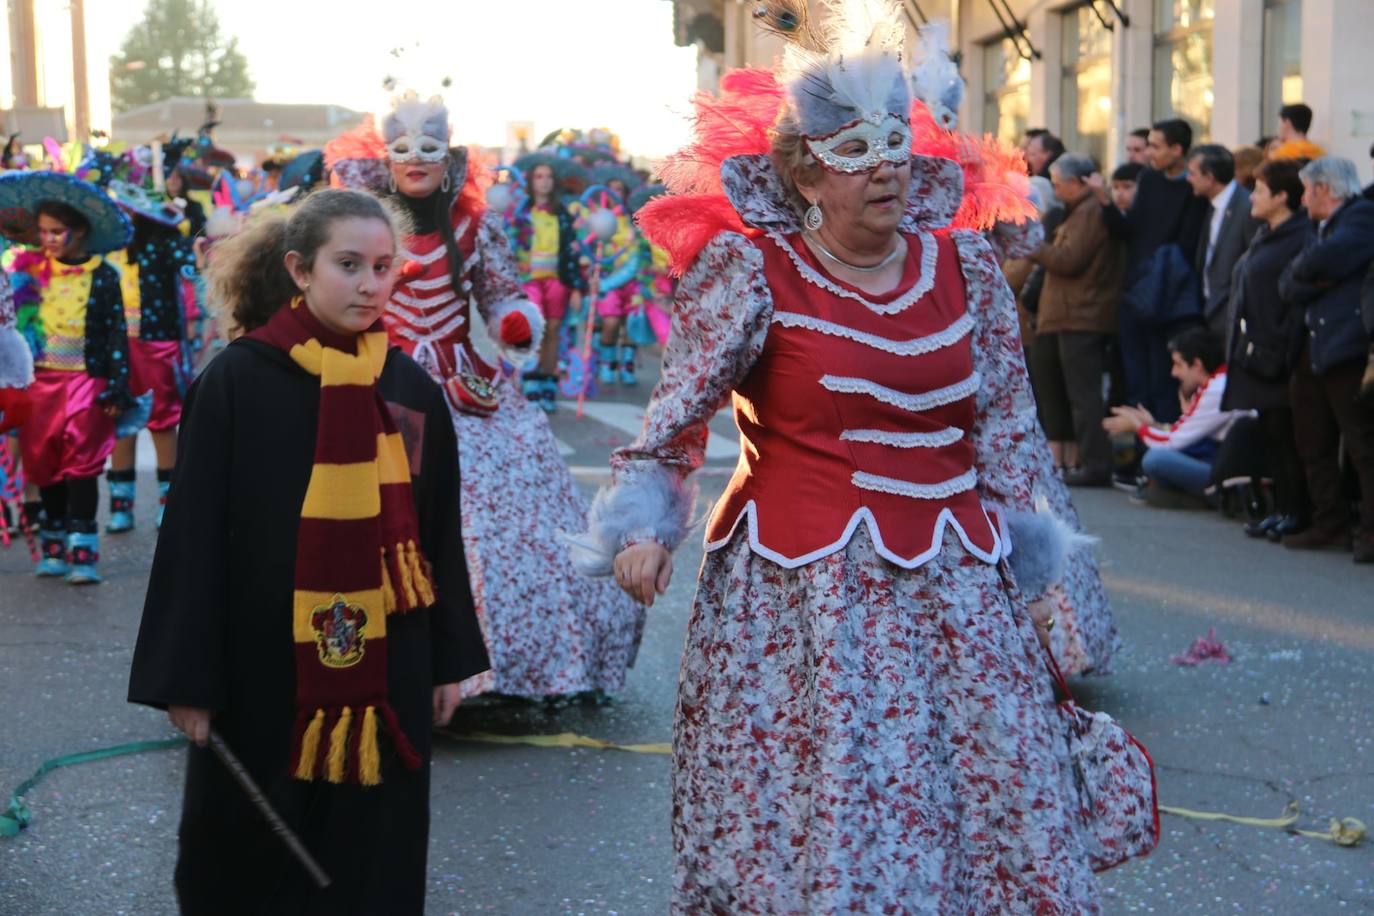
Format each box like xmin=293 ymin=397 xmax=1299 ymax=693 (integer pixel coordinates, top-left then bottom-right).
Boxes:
xmin=510 ymin=152 xmax=586 ymax=411
xmin=582 ymin=164 xmax=647 ymax=387
xmin=103 ymin=147 xmax=201 ymax=531
xmin=627 ymin=182 xmax=675 ymax=346
xmin=570 ymin=6 xmax=1147 ymax=910
xmin=3 ymin=171 xmax=134 ymax=584
xmin=326 ymin=93 xmax=646 ymax=700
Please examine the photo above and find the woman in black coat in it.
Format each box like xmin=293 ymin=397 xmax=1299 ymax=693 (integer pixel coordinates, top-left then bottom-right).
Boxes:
xmin=1222 ymin=158 xmax=1314 ymax=539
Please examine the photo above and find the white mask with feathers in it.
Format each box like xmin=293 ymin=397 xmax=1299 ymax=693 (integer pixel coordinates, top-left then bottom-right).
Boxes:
xmin=756 ymin=0 xmax=913 ymax=174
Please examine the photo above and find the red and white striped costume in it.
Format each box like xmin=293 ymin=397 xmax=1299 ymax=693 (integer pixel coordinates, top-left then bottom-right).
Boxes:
xmin=383 ymin=208 xmax=646 ymax=699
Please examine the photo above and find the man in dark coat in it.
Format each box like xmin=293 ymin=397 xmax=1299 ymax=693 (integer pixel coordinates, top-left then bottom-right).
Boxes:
xmin=1097 ymin=118 xmax=1211 ymax=422
xmin=1187 ymin=144 xmax=1262 ymax=340
xmin=1278 ymin=156 xmax=1374 ymax=561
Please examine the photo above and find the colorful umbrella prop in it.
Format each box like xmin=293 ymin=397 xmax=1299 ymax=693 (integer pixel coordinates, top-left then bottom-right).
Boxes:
xmin=0 ymin=171 xmax=132 ymax=254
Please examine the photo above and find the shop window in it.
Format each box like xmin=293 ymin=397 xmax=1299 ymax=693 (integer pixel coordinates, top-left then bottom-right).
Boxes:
xmin=1062 ymin=4 xmax=1113 ymax=169
xmin=1153 ymin=0 xmax=1214 ymax=138
xmin=1262 ymin=0 xmax=1302 ymax=134
xmin=984 ymin=37 xmax=1032 ymax=146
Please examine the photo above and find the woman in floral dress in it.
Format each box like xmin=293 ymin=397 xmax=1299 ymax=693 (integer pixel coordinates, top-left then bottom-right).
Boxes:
xmin=326 ymin=93 xmax=644 ymax=700
xmin=570 ymin=4 xmax=1153 ymax=911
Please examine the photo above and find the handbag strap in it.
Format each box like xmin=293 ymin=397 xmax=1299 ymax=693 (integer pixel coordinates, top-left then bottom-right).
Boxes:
xmin=1040 ymin=630 xmax=1075 ymax=705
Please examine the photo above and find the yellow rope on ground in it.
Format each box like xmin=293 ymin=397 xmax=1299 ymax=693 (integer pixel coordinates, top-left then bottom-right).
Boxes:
xmin=1160 ymin=801 xmax=1366 ymax=847
xmin=443 ymin=730 xmax=1366 ymax=848
xmin=441 ymin=730 xmax=671 ymax=755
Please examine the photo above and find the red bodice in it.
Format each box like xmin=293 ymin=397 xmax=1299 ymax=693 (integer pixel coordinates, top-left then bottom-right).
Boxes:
xmin=385 ymin=217 xmax=494 ymax=382
xmin=705 ymin=231 xmax=1004 ymax=569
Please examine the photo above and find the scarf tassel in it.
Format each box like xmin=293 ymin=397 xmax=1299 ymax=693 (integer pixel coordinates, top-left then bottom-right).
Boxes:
xmin=289 ymin=702 xmax=420 ymax=785
xmin=381 ymin=541 xmax=436 ymax=613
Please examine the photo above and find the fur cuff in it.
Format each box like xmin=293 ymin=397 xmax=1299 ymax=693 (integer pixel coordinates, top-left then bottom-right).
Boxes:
xmin=563 ymin=464 xmax=699 ymax=576
xmin=487 ymin=298 xmax=545 ymax=369
xmin=0 ymin=327 xmax=34 ymax=389
xmin=1004 ymin=499 xmax=1096 ymax=600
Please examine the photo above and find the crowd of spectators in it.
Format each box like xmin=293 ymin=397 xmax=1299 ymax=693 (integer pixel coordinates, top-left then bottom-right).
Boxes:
xmin=1007 ymin=105 xmax=1374 ymax=564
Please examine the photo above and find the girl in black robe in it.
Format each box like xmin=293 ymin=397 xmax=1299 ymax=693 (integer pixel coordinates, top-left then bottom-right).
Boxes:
xmin=128 ymin=189 xmax=489 ymax=915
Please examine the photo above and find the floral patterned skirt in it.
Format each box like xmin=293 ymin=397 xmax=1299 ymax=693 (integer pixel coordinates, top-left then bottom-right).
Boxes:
xmin=672 ymin=526 xmax=1101 ymax=914
xmin=451 ymin=381 xmax=645 ymax=698
xmin=1036 ymin=457 xmax=1120 ymax=677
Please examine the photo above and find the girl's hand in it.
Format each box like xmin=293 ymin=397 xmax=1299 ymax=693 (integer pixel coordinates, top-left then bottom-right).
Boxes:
xmin=432 ymin=683 xmax=462 ymax=727
xmin=613 ymin=541 xmax=672 ymax=607
xmin=168 ymin=705 xmax=212 ymax=746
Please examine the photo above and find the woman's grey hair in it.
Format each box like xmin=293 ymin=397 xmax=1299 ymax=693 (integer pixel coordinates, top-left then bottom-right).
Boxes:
xmin=769 ymin=113 xmax=820 ymax=218
xmin=1299 ymin=156 xmax=1362 ymax=199
xmin=1048 ymin=152 xmax=1097 ymax=182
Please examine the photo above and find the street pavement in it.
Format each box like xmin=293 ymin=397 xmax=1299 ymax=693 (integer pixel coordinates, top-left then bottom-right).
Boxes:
xmin=2 ymin=352 xmax=1373 ymax=914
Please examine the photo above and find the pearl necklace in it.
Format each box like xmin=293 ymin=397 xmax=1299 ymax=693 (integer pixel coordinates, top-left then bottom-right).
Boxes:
xmin=805 ymin=232 xmax=903 ymax=273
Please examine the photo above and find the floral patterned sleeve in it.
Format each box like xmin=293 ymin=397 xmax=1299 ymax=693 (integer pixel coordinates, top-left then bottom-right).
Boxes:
xmin=953 ymin=229 xmax=1042 ymax=511
xmin=567 ymin=232 xmax=774 ymax=575
xmin=953 ymin=228 xmax=1119 ymax=668
xmin=985 ymin=218 xmax=1045 ymax=263
xmin=471 ymin=210 xmax=545 ymax=365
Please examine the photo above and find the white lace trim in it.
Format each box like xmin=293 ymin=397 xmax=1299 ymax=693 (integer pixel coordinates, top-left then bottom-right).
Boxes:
xmin=851 ymin=468 xmax=978 ymax=500
xmin=390 ymin=310 xmax=468 ymax=343
xmin=389 ymin=307 xmax=465 ymax=333
xmin=819 ymin=372 xmax=980 ymax=413
xmin=771 ymin=310 xmax=973 ymax=357
xmin=403 ymin=217 xmax=471 ymax=266
xmin=393 ymin=288 xmax=458 ymax=309
xmin=840 ymin=427 xmax=964 ymax=448
xmin=703 ymin=499 xmax=1004 ymax=570
xmin=408 ymin=274 xmax=453 ymax=291
xmin=768 ymin=230 xmax=939 ymax=316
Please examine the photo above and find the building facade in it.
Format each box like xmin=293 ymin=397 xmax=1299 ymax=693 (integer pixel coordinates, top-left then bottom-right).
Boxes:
xmin=0 ymin=0 xmax=106 ymax=143
xmin=670 ymin=0 xmax=1373 ymax=176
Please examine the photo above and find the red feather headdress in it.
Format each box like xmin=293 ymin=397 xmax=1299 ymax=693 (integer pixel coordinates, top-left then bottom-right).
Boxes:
xmin=638 ymin=68 xmax=1037 ymax=277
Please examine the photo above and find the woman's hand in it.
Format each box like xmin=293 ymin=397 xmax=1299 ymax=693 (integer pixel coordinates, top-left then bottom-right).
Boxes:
xmin=432 ymin=683 xmax=462 ymax=727
xmin=1027 ymin=599 xmax=1054 ymax=652
xmin=614 ymin=541 xmax=672 ymax=607
xmin=168 ymin=705 xmax=212 ymax=746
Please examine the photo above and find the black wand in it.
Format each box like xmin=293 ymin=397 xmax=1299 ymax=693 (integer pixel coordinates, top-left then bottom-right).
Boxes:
xmin=207 ymin=729 xmax=331 ymax=889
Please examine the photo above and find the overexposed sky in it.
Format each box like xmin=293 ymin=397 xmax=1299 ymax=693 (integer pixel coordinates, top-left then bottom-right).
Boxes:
xmin=85 ymin=0 xmax=701 ymax=158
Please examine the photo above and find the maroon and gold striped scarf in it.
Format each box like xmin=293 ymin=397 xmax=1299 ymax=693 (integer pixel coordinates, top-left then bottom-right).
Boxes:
xmin=248 ymin=299 xmax=435 ymax=785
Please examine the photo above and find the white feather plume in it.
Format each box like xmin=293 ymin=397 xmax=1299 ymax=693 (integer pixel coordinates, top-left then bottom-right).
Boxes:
xmin=826 ymin=0 xmax=905 ymax=119
xmin=910 ymin=19 xmax=965 ymax=128
xmin=779 ymin=0 xmax=907 ymax=122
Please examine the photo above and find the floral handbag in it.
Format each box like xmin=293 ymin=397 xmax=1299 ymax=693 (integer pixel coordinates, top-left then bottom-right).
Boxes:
xmin=1044 ymin=644 xmax=1160 ymax=871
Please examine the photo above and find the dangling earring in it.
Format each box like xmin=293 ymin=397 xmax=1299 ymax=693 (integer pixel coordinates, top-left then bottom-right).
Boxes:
xmin=388 ymin=172 xmax=397 ymax=193
xmin=290 ymin=294 xmax=303 ymax=310
xmin=804 ymin=202 xmax=823 ymax=231
xmin=441 ymin=171 xmax=452 ymax=193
